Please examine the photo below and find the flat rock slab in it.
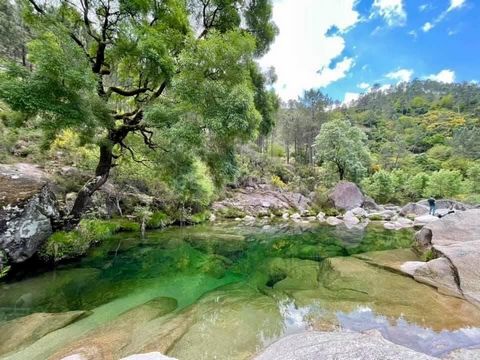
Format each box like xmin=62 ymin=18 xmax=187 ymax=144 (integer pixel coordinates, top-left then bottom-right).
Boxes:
xmin=0 ymin=311 xmax=90 ymax=356
xmin=254 ymin=331 xmax=435 ymax=360
xmin=353 ymin=248 xmax=419 ymax=274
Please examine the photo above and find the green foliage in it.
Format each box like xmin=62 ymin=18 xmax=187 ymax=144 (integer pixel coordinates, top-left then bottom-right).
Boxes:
xmin=0 ymin=0 xmax=278 ymax=226
xmin=271 ymin=175 xmax=286 ymax=189
xmin=424 ymin=169 xmax=464 ymax=198
xmin=422 ymin=249 xmax=436 ymax=262
xmin=147 ymin=211 xmax=173 ymax=229
xmin=41 ymin=218 xmax=139 ymax=261
xmin=361 ymin=170 xmax=394 ymax=204
xmin=314 ymin=116 xmax=371 ymax=181
xmin=406 ymin=172 xmax=430 ymax=199
xmin=466 ymin=162 xmax=480 ymax=193
xmin=217 ymin=207 xmax=246 ymax=219
xmin=190 ymin=210 xmax=211 ymax=224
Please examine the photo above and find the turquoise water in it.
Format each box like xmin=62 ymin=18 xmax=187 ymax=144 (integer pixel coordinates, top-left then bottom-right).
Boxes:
xmin=2 ymin=222 xmax=480 ymax=359
xmin=0 ymin=222 xmax=412 ymax=318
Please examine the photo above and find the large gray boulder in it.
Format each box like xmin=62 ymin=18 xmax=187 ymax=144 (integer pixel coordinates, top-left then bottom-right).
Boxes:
xmin=0 ymin=163 xmax=59 ymax=263
xmin=254 ymin=331 xmax=435 ymax=360
xmin=400 ymin=202 xmax=429 ymax=217
xmin=408 ymin=209 xmax=480 ymax=307
xmin=328 ymin=181 xmax=364 ymax=211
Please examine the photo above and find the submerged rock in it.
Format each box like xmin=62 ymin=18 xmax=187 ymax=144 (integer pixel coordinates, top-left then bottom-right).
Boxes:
xmin=166 ymin=284 xmax=284 ymax=360
xmin=328 ymin=181 xmax=364 ymax=211
xmin=0 ymin=311 xmax=90 ymax=356
xmin=0 ymin=163 xmax=59 ymax=263
xmin=293 ymin=255 xmax=480 ymax=330
xmin=254 ymin=331 xmax=435 ymax=360
xmin=50 ymin=297 xmax=178 ymax=360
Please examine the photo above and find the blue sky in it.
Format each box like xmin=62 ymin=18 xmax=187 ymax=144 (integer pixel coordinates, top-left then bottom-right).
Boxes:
xmin=259 ymin=0 xmax=480 ymax=103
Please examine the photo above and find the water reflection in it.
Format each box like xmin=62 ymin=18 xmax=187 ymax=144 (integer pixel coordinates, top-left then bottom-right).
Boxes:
xmin=337 ymin=307 xmax=480 ymax=357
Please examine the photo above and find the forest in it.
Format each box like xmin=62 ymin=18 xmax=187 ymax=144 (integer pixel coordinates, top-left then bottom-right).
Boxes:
xmin=1 ymin=1 xmax=480 ymax=359
xmin=1 ymin=0 xmax=480 ymax=263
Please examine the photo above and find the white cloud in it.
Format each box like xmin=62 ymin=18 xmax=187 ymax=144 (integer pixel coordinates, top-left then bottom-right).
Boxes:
xmin=421 ymin=0 xmax=466 ymax=33
xmin=408 ymin=30 xmax=418 ymax=38
xmin=317 ymin=57 xmax=355 ymax=87
xmin=419 ymin=4 xmax=430 ymax=12
xmin=427 ymin=69 xmax=456 ymax=83
xmin=260 ymin=0 xmax=360 ymax=100
xmin=448 ymin=0 xmax=466 ymax=11
xmin=371 ymin=0 xmax=407 ymax=27
xmin=422 ymin=22 xmax=433 ymax=32
xmin=344 ymin=92 xmax=360 ymax=104
xmin=358 ymin=82 xmax=370 ymax=90
xmin=386 ymin=68 xmax=414 ymax=83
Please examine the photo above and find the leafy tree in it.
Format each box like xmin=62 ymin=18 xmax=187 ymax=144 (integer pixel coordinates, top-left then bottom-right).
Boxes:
xmin=314 ymin=116 xmax=370 ymax=181
xmin=466 ymin=162 xmax=480 ymax=193
xmin=361 ymin=170 xmax=394 ymax=204
xmin=406 ymin=172 xmax=430 ymax=200
xmin=424 ymin=169 xmax=464 ymax=198
xmin=0 ymin=0 xmax=29 ymax=65
xmin=0 ymin=0 xmax=277 ymax=228
xmin=452 ymin=126 xmax=480 ymax=160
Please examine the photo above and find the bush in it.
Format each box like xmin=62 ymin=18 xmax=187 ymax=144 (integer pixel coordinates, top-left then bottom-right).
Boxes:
xmin=271 ymin=175 xmax=286 ymax=189
xmin=41 ymin=218 xmax=139 ymax=261
xmin=361 ymin=170 xmax=394 ymax=204
xmin=466 ymin=162 xmax=480 ymax=193
xmin=424 ymin=169 xmax=464 ymax=198
xmin=406 ymin=172 xmax=430 ymax=200
xmin=190 ymin=210 xmax=211 ymax=224
xmin=147 ymin=211 xmax=173 ymax=229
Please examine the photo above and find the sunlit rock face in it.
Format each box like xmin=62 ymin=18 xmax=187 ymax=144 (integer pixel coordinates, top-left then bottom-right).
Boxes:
xmin=0 ymin=164 xmax=59 ymax=263
xmin=410 ymin=209 xmax=480 ymax=307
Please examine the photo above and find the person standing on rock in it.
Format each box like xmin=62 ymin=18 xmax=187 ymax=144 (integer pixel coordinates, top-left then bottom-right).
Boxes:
xmin=428 ymin=197 xmax=436 ymax=215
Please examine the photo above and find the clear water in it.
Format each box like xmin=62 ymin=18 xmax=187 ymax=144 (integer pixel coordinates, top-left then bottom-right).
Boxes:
xmin=1 ymin=221 xmax=480 ymax=359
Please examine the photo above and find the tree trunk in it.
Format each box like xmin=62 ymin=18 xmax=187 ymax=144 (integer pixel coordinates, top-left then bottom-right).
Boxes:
xmin=64 ymin=141 xmax=114 ymax=230
xmin=285 ymin=141 xmax=290 ymax=164
xmin=337 ymin=163 xmax=345 ymax=180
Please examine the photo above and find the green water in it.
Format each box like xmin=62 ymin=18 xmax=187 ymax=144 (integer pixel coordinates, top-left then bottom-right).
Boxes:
xmin=2 ymin=222 xmax=480 ymax=359
xmin=0 ymin=222 xmax=412 ymax=318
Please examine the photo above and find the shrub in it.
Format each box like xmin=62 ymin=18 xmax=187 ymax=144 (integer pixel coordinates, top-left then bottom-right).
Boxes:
xmin=147 ymin=211 xmax=173 ymax=229
xmin=423 ymin=169 xmax=464 ymax=198
xmin=41 ymin=218 xmax=139 ymax=261
xmin=190 ymin=210 xmax=211 ymax=224
xmin=271 ymin=175 xmax=287 ymax=189
xmin=406 ymin=172 xmax=430 ymax=200
xmin=466 ymin=162 xmax=480 ymax=193
xmin=361 ymin=170 xmax=394 ymax=204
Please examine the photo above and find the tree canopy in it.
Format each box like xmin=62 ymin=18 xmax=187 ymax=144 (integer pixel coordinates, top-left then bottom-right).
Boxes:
xmin=0 ymin=0 xmax=278 ymax=226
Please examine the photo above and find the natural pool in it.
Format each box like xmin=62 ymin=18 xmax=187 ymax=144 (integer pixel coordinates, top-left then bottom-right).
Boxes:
xmin=1 ymin=221 xmax=480 ymax=359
